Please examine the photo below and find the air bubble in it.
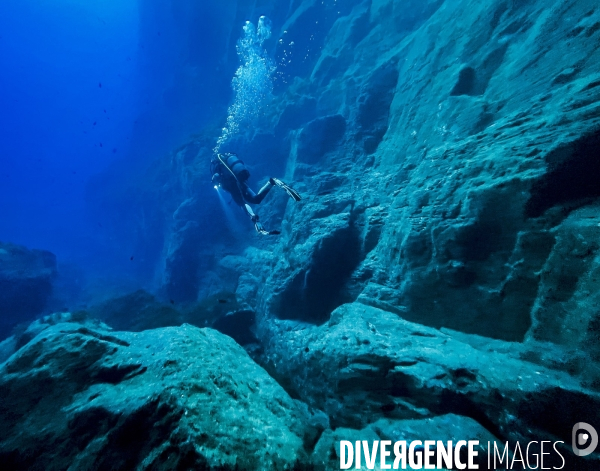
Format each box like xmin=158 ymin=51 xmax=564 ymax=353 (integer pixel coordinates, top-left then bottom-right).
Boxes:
xmin=214 ymin=17 xmax=276 ymax=153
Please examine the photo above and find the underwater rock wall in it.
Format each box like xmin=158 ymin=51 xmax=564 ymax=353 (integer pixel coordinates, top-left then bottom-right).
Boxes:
xmin=128 ymin=3 xmax=600 ymax=453
xmin=364 ymin=0 xmax=600 ymax=346
xmin=0 ymin=242 xmax=57 ymax=339
xmin=243 ymin=0 xmax=600 ymax=350
xmin=142 ymin=0 xmax=600 ymax=396
xmin=222 ymin=0 xmax=600 ymax=463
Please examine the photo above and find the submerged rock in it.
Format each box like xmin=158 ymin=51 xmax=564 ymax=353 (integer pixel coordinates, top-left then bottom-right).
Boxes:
xmin=84 ymin=289 xmax=259 ymax=346
xmin=86 ymin=289 xmax=182 ymax=332
xmin=0 ymin=311 xmax=108 ymax=364
xmin=261 ymin=302 xmax=600 ymax=469
xmin=0 ymin=242 xmax=57 ymax=339
xmin=0 ymin=322 xmax=314 ymax=470
xmin=313 ymin=414 xmax=501 ymax=470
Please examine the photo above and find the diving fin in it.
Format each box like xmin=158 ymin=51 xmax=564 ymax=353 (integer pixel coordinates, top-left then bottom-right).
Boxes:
xmin=271 ymin=178 xmax=301 ymax=202
xmin=254 ymin=221 xmax=280 ymax=235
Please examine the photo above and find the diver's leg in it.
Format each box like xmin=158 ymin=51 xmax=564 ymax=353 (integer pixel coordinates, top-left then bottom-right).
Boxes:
xmin=270 ymin=178 xmax=301 ymax=201
xmin=242 ymin=180 xmax=274 ymax=204
xmin=254 ymin=180 xmax=275 ymax=203
xmin=243 ymin=203 xmax=258 ymax=222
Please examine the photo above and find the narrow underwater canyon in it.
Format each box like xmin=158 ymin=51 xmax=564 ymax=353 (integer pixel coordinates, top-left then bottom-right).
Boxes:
xmin=1 ymin=0 xmax=600 ymax=469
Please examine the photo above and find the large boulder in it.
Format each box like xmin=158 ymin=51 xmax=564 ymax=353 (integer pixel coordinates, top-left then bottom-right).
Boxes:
xmin=0 ymin=321 xmax=317 ymax=470
xmin=0 ymin=242 xmax=57 ymax=339
xmin=260 ymin=303 xmax=600 ymax=469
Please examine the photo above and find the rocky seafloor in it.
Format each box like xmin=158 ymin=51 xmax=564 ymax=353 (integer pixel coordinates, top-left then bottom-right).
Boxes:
xmin=2 ymin=0 xmax=600 ymax=469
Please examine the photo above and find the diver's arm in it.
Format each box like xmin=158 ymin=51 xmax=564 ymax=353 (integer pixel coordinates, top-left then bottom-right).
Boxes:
xmin=243 ymin=204 xmax=280 ymax=235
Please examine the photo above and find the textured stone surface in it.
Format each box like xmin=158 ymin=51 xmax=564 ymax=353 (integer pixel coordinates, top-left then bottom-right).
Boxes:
xmin=260 ymin=303 xmax=600 ymax=469
xmin=0 ymin=242 xmax=57 ymax=339
xmin=253 ymin=0 xmax=600 ymax=344
xmin=0 ymin=321 xmax=314 ymax=470
xmin=312 ymin=414 xmax=501 ymax=470
xmin=529 ymin=203 xmax=600 ymax=357
xmin=137 ymin=3 xmax=600 ymax=466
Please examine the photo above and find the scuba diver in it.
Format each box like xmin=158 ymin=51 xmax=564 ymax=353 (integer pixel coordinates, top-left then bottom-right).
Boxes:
xmin=211 ymin=153 xmax=301 ymax=235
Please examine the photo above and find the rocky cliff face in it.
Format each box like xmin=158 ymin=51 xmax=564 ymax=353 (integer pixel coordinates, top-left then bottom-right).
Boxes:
xmin=249 ymin=0 xmax=600 ymax=344
xmin=187 ymin=0 xmax=600 ymax=466
xmin=142 ymin=0 xmax=600 ymax=461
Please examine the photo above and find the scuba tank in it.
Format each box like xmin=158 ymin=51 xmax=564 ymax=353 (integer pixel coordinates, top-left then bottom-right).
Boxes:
xmin=218 ymin=153 xmax=250 ymax=182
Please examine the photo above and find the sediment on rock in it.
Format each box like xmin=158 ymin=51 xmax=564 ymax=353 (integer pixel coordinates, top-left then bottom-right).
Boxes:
xmin=0 ymin=322 xmax=314 ymax=470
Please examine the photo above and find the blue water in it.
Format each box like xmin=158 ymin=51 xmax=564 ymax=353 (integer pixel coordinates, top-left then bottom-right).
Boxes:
xmin=0 ymin=1 xmax=234 ymax=281
xmin=1 ymin=1 xmax=137 ymax=256
xmin=0 ymin=0 xmax=348 ymax=293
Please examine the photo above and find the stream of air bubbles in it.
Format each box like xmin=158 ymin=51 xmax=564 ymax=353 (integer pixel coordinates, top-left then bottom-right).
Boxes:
xmin=214 ymin=16 xmax=275 ymax=153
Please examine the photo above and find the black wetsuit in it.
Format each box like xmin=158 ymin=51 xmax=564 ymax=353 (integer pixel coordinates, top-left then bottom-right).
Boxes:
xmin=220 ymin=169 xmax=273 ymax=208
xmin=211 ymin=153 xmax=300 ymax=234
xmin=220 ymin=169 xmax=272 ymax=207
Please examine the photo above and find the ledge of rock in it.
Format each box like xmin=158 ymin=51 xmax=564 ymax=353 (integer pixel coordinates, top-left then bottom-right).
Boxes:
xmin=260 ymin=302 xmax=600 ymax=469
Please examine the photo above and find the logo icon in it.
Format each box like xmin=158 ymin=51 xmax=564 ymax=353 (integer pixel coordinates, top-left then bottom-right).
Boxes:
xmin=572 ymin=423 xmax=598 ymax=457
